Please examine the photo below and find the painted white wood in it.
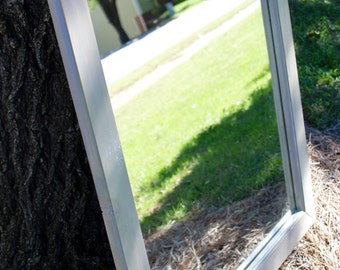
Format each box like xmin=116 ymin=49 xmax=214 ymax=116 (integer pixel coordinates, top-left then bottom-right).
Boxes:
xmin=47 ymin=1 xmax=150 ymax=269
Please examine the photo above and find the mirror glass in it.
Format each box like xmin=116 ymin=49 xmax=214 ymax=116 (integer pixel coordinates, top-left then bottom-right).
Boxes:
xmin=89 ymin=0 xmax=289 ymax=267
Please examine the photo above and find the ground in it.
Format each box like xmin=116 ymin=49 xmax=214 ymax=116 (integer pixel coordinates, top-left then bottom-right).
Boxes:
xmin=144 ymin=124 xmax=340 ymax=269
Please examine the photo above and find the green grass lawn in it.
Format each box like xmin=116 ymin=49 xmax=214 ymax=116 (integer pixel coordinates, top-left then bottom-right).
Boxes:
xmin=113 ymin=9 xmax=284 ymax=233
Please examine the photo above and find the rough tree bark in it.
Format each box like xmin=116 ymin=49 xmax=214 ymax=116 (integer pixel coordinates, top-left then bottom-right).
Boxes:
xmin=0 ymin=1 xmax=115 ymax=269
xmin=98 ymin=0 xmax=130 ymax=44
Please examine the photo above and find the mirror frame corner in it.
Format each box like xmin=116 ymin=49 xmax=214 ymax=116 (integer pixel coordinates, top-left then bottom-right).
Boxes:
xmin=238 ymin=1 xmax=315 ymax=268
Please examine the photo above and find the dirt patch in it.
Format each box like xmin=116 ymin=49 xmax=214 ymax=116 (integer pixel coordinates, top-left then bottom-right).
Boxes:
xmin=144 ymin=123 xmax=340 ymax=269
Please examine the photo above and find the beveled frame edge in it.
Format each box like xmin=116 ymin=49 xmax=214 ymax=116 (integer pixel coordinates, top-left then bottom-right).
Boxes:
xmin=238 ymin=211 xmax=314 ymax=269
xmin=47 ymin=0 xmax=150 ymax=269
xmin=238 ymin=0 xmax=315 ymax=269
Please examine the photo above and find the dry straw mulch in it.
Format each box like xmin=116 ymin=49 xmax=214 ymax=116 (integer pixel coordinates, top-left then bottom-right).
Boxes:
xmin=280 ymin=125 xmax=340 ymax=270
xmin=144 ymin=123 xmax=339 ymax=269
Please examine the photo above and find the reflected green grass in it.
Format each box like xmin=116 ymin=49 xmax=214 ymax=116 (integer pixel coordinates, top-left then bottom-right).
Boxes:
xmin=114 ymin=9 xmax=284 ymax=233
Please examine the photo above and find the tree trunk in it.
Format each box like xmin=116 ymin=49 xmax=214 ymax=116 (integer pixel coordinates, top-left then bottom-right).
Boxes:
xmin=0 ymin=1 xmax=115 ymax=269
xmin=98 ymin=0 xmax=130 ymax=44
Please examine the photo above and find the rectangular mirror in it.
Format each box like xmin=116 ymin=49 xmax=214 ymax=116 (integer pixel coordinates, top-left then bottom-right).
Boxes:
xmin=105 ymin=2 xmax=289 ymax=268
xmin=48 ymin=0 xmax=315 ymax=269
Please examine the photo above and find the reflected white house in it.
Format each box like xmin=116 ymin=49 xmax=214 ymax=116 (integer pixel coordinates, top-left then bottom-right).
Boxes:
xmin=90 ymin=0 xmax=160 ymax=55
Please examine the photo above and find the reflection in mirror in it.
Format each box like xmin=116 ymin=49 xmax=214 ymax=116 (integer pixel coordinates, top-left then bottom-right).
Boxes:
xmin=90 ymin=0 xmax=289 ymax=268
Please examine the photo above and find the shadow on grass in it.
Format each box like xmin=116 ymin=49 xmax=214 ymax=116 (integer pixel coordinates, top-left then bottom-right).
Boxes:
xmin=140 ymin=81 xmax=285 ymax=233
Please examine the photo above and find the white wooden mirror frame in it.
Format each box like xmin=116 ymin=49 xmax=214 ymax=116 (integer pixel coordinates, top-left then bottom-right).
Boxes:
xmin=48 ymin=0 xmax=315 ymax=269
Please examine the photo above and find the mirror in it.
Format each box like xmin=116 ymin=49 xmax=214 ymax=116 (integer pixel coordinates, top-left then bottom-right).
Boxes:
xmin=98 ymin=1 xmax=289 ymax=267
xmin=49 ymin=0 xmax=315 ymax=269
